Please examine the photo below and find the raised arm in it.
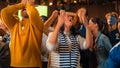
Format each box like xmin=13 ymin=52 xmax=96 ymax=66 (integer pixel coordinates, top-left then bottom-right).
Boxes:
xmin=1 ymin=3 xmax=24 ymax=30
xmin=46 ymin=10 xmax=65 ymax=51
xmin=25 ymin=0 xmax=43 ymax=31
xmin=43 ymin=10 xmax=58 ymax=35
xmin=78 ymin=8 xmax=93 ymax=49
xmin=85 ymin=25 xmax=93 ymax=49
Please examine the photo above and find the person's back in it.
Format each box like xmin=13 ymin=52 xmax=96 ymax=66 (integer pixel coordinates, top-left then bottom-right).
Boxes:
xmin=1 ymin=0 xmax=43 ymax=67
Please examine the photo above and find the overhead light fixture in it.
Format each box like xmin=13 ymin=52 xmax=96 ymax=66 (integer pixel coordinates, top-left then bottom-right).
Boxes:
xmin=49 ymin=2 xmax=53 ymax=6
xmin=64 ymin=0 xmax=67 ymax=2
xmin=73 ymin=0 xmax=77 ymax=3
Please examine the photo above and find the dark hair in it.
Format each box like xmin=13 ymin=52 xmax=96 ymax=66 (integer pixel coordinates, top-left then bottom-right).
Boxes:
xmin=91 ymin=17 xmax=109 ymax=37
xmin=91 ymin=17 xmax=103 ymax=31
xmin=60 ymin=25 xmax=78 ymax=36
xmin=40 ymin=15 xmax=48 ymax=22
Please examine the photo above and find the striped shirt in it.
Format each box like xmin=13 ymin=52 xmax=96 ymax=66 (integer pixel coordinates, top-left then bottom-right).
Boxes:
xmin=46 ymin=32 xmax=86 ymax=68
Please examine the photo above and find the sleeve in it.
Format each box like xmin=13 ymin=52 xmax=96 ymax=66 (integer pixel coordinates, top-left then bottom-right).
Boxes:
xmin=46 ymin=32 xmax=58 ymax=51
xmin=1 ymin=3 xmax=24 ymax=30
xmin=102 ymin=36 xmax=112 ymax=52
xmin=108 ymin=48 xmax=117 ymax=68
xmin=77 ymin=35 xmax=86 ymax=49
xmin=26 ymin=4 xmax=43 ymax=31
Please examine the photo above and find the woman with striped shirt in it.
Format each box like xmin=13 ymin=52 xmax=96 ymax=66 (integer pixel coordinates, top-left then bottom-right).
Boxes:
xmin=46 ymin=10 xmax=92 ymax=68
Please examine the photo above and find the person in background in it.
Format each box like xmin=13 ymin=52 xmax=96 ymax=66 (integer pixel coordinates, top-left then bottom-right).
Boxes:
xmin=89 ymin=17 xmax=112 ymax=68
xmin=105 ymin=12 xmax=120 ymax=46
xmin=41 ymin=10 xmax=59 ymax=68
xmin=73 ymin=8 xmax=88 ymax=37
xmin=46 ymin=10 xmax=92 ymax=68
xmin=0 ymin=17 xmax=10 ymax=44
xmin=1 ymin=0 xmax=43 ymax=68
xmin=117 ymin=15 xmax=120 ymax=41
xmin=0 ymin=14 xmax=10 ymax=68
xmin=43 ymin=10 xmax=59 ymax=35
xmin=117 ymin=15 xmax=120 ymax=34
xmin=40 ymin=15 xmax=49 ymax=68
xmin=107 ymin=15 xmax=120 ymax=68
xmin=73 ymin=7 xmax=90 ymax=68
xmin=108 ymin=41 xmax=120 ymax=68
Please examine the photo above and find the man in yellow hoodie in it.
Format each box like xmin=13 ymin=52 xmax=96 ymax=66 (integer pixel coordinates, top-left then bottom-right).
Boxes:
xmin=1 ymin=0 xmax=43 ymax=68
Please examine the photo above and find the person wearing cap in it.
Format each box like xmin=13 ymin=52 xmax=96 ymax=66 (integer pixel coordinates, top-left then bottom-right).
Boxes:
xmin=105 ymin=12 xmax=120 ymax=46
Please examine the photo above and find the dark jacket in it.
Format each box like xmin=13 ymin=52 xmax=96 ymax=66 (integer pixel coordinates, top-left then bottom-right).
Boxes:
xmin=0 ymin=41 xmax=10 ymax=68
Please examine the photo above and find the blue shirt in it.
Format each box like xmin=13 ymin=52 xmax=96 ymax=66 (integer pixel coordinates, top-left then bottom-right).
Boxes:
xmin=108 ymin=42 xmax=120 ymax=68
xmin=109 ymin=28 xmax=120 ymax=46
xmin=78 ymin=24 xmax=86 ymax=38
xmin=95 ymin=32 xmax=112 ymax=68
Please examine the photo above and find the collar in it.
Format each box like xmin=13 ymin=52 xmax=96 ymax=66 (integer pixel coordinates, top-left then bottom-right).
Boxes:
xmin=96 ymin=31 xmax=102 ymax=43
xmin=64 ymin=31 xmax=70 ymax=36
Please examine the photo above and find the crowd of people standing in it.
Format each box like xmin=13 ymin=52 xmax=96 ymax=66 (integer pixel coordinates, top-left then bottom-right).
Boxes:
xmin=0 ymin=0 xmax=120 ymax=68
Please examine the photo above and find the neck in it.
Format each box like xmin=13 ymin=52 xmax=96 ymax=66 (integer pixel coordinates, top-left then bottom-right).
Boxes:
xmin=93 ymin=29 xmax=99 ymax=37
xmin=110 ymin=24 xmax=116 ymax=31
xmin=64 ymin=27 xmax=70 ymax=33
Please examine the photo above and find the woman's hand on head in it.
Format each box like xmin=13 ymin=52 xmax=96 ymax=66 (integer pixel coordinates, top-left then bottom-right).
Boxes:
xmin=21 ymin=0 xmax=27 ymax=6
xmin=78 ymin=8 xmax=86 ymax=23
xmin=26 ymin=0 xmax=35 ymax=6
xmin=78 ymin=8 xmax=88 ymax=26
xmin=52 ymin=10 xmax=59 ymax=19
xmin=21 ymin=0 xmax=35 ymax=6
xmin=57 ymin=10 xmax=65 ymax=27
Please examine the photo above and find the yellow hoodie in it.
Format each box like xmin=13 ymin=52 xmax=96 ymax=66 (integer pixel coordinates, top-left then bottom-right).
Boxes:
xmin=1 ymin=3 xmax=43 ymax=68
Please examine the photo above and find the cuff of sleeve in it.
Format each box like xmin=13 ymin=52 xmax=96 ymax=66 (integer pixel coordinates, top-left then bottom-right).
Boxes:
xmin=83 ymin=41 xmax=86 ymax=49
xmin=46 ymin=42 xmax=55 ymax=51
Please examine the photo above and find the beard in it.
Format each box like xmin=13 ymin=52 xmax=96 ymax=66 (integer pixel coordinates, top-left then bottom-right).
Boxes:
xmin=21 ymin=9 xmax=29 ymax=18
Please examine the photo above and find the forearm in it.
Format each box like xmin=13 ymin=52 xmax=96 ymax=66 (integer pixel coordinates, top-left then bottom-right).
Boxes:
xmin=49 ymin=23 xmax=61 ymax=45
xmin=2 ymin=3 xmax=24 ymax=15
xmin=26 ymin=4 xmax=43 ymax=31
xmin=43 ymin=15 xmax=57 ymax=35
xmin=66 ymin=12 xmax=76 ymax=16
xmin=1 ymin=3 xmax=24 ymax=30
xmin=44 ymin=15 xmax=56 ymax=29
xmin=85 ymin=26 xmax=93 ymax=49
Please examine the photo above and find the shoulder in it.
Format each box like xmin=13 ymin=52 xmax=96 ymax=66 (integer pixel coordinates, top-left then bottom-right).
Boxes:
xmin=110 ymin=41 xmax=120 ymax=58
xmin=109 ymin=42 xmax=120 ymax=62
xmin=97 ymin=33 xmax=111 ymax=47
xmin=99 ymin=33 xmax=109 ymax=41
xmin=110 ymin=42 xmax=120 ymax=53
xmin=110 ymin=28 xmax=118 ymax=35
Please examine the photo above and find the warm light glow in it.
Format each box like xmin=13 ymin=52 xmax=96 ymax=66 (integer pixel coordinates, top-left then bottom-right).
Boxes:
xmin=18 ymin=6 xmax=48 ymax=20
xmin=49 ymin=2 xmax=53 ymax=6
xmin=64 ymin=0 xmax=67 ymax=2
xmin=73 ymin=0 xmax=77 ymax=3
